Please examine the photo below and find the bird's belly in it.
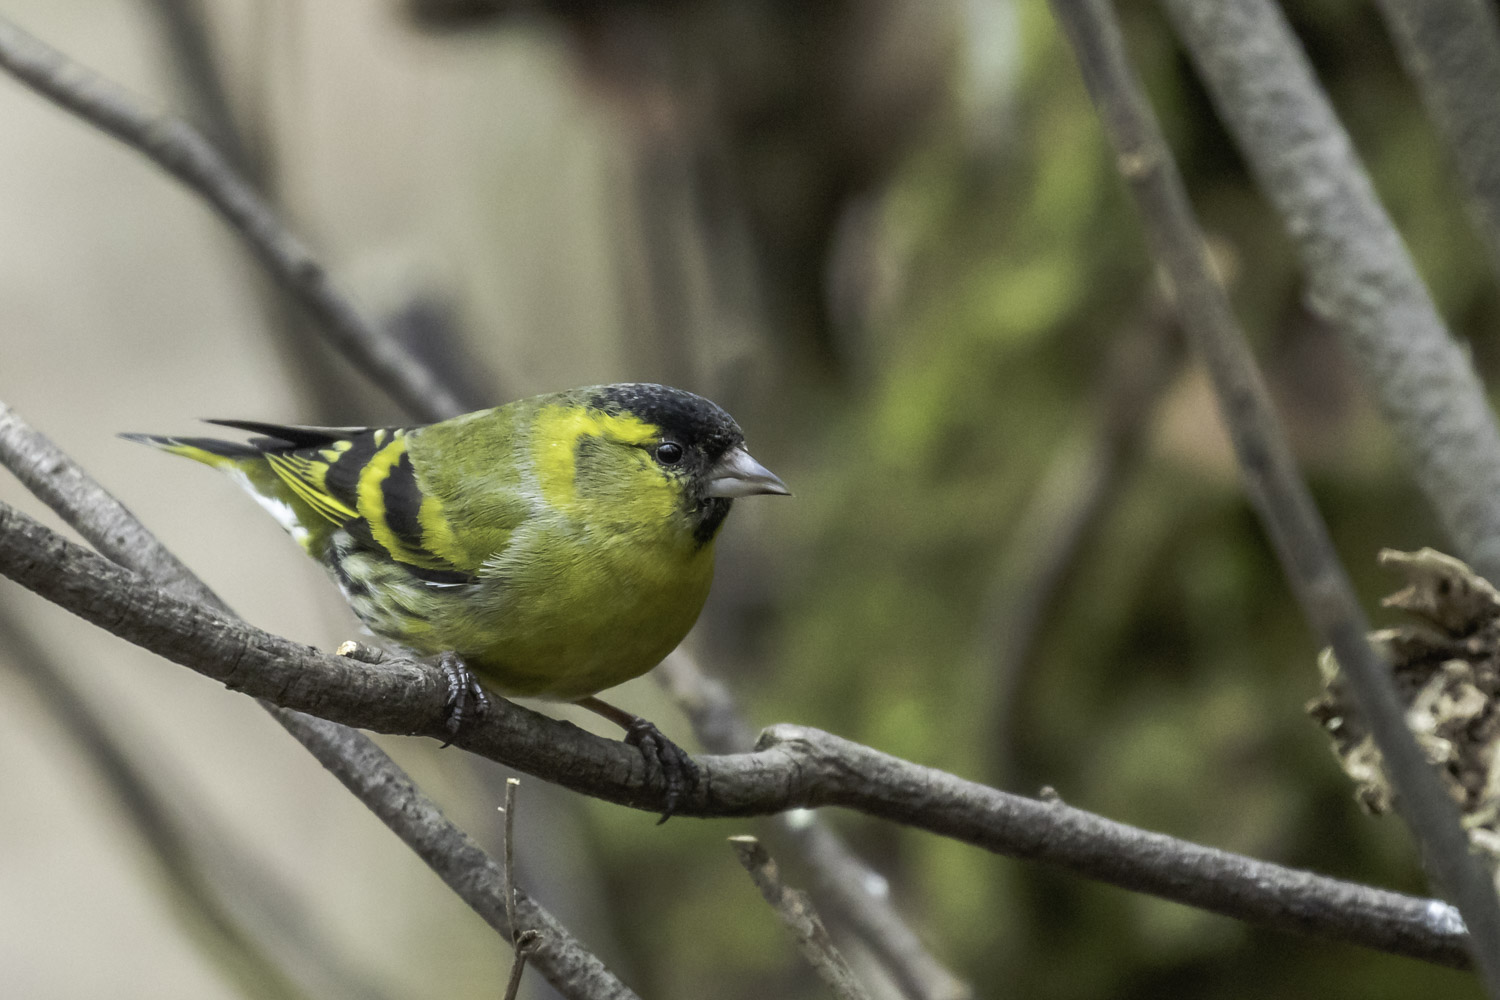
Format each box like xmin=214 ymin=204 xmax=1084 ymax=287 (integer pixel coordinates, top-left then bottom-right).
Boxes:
xmin=329 ymin=526 xmax=715 ymax=701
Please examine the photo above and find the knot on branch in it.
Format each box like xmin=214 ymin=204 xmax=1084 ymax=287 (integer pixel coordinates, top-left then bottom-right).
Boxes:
xmin=1310 ymin=547 xmax=1500 ymax=881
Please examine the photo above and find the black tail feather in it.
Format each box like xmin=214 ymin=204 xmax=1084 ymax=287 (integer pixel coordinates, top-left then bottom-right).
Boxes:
xmin=202 ymin=419 xmax=373 ymax=451
xmin=118 ymin=432 xmax=262 ymax=460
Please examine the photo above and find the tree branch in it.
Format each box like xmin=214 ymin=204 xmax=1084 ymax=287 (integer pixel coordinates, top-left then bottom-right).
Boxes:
xmin=1051 ymin=0 xmax=1500 ymax=990
xmin=0 ymin=403 xmax=635 ymax=1000
xmin=1372 ymin=0 xmax=1500 ymax=283
xmin=1157 ymin=0 xmax=1500 ymax=586
xmin=730 ymin=836 xmax=873 ymax=1000
xmin=0 ymin=495 xmax=1474 ymax=969
xmin=0 ymin=13 xmax=462 ymax=423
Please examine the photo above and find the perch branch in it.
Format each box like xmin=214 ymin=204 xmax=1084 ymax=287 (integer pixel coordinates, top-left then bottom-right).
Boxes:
xmin=0 ymin=495 xmax=1474 ymax=969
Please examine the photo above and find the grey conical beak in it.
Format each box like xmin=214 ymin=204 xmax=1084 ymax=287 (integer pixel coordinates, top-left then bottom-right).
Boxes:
xmin=705 ymin=446 xmax=790 ymax=498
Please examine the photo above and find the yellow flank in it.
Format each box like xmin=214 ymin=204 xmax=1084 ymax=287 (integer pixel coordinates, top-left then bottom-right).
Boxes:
xmin=531 ymin=405 xmax=659 ymax=510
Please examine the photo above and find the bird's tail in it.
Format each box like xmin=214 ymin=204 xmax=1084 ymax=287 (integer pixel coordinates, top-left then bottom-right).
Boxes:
xmin=119 ymin=433 xmax=264 ymax=469
xmin=120 ymin=432 xmax=327 ymax=552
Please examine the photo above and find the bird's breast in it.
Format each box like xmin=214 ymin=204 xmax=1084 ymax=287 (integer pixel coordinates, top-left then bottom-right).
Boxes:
xmin=435 ymin=515 xmax=716 ymax=700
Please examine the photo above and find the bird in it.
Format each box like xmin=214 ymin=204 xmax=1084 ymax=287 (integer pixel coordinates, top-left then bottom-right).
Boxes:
xmin=124 ymin=383 xmax=789 ymax=818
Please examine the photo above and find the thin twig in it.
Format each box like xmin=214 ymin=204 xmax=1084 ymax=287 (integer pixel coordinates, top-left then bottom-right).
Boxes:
xmin=502 ymin=778 xmax=522 ymax=946
xmin=659 ymin=653 xmax=972 ymax=1000
xmin=0 ymin=403 xmax=636 ymax=1000
xmin=1050 ymin=0 xmax=1500 ymax=992
xmin=504 ymin=931 xmax=542 ymax=1000
xmin=730 ymin=836 xmax=872 ymax=1000
xmin=498 ymin=778 xmax=541 ymax=1000
xmin=0 ymin=13 xmax=463 ymax=423
xmin=1372 ymin=0 xmax=1500 ymax=284
xmin=0 ymin=493 xmax=1475 ymax=969
xmin=1157 ymin=0 xmax=1500 ymax=585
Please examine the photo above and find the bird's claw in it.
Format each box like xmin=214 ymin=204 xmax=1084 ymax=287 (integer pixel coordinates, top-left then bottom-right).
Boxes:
xmin=623 ymin=718 xmax=700 ymax=823
xmin=438 ymin=650 xmax=489 ymax=746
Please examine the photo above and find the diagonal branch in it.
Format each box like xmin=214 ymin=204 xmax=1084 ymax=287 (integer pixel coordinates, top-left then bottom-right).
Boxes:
xmin=1050 ymin=0 xmax=1500 ymax=990
xmin=0 ymin=494 xmax=1475 ymax=969
xmin=1372 ymin=0 xmax=1500 ymax=284
xmin=0 ymin=13 xmax=461 ymax=423
xmin=1158 ymin=0 xmax=1500 ymax=586
xmin=0 ymin=403 xmax=635 ymax=1000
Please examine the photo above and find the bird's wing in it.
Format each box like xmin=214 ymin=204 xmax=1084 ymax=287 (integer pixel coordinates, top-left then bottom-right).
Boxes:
xmin=207 ymin=419 xmax=497 ymax=582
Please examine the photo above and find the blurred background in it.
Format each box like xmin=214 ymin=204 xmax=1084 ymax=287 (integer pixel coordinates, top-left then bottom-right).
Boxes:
xmin=0 ymin=0 xmax=1492 ymax=997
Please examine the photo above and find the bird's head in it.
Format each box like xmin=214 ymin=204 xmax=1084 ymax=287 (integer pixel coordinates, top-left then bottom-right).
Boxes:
xmin=541 ymin=383 xmax=788 ymax=545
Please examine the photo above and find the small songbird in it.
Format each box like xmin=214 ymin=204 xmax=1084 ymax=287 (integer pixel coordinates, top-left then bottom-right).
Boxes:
xmin=125 ymin=383 xmax=789 ymax=817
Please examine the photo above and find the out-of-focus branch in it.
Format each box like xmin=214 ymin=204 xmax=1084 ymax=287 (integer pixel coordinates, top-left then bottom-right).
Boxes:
xmin=1372 ymin=0 xmax=1500 ymax=283
xmin=136 ymin=0 xmax=364 ymax=423
xmin=1051 ymin=0 xmax=1500 ymax=991
xmin=0 ymin=597 xmax=318 ymax=1000
xmin=140 ymin=1 xmax=503 ymax=420
xmin=138 ymin=0 xmax=260 ymax=179
xmin=1157 ymin=0 xmax=1500 ymax=585
xmin=659 ymin=653 xmax=973 ymax=1000
xmin=0 ymin=496 xmax=1476 ymax=969
xmin=0 ymin=404 xmax=636 ymax=1000
xmin=977 ymin=292 xmax=1180 ymax=779
xmin=729 ymin=836 xmax=873 ymax=1000
xmin=0 ymin=13 xmax=463 ymax=423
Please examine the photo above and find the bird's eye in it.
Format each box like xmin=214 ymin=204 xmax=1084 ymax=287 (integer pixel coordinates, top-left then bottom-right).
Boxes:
xmin=654 ymin=442 xmax=684 ymax=466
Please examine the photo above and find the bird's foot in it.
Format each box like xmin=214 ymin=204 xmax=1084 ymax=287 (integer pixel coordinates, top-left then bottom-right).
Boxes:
xmin=623 ymin=717 xmax=700 ymax=824
xmin=437 ymin=650 xmax=489 ymax=746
